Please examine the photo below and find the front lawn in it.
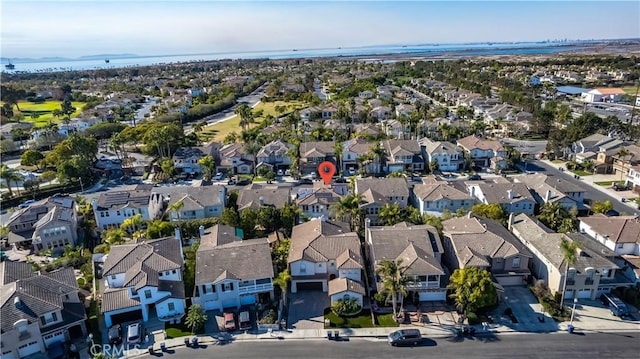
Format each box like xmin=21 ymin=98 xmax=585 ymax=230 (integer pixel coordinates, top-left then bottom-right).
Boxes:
xmin=595 ymin=180 xmax=625 ymax=187
xmin=165 ymin=321 xmax=203 ymax=338
xmin=324 ymin=308 xmax=398 ymax=328
xmin=571 ymin=169 xmax=592 ymax=177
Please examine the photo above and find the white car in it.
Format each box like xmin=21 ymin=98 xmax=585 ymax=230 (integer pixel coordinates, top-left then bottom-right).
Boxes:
xmin=348 ymin=168 xmax=356 ymax=176
xmin=277 ymin=169 xmax=284 ymax=176
xmin=214 ymin=172 xmax=224 ymax=180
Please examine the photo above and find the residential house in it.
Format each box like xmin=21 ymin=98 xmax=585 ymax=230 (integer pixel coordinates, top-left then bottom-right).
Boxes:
xmin=383 ymin=119 xmax=405 ymax=139
xmin=457 ymin=135 xmax=507 ymax=169
xmin=626 ymin=165 xmax=640 ymax=190
xmin=442 ymin=215 xmax=532 ymax=286
xmin=510 ymin=214 xmax=620 ymax=300
xmin=101 ymin=236 xmax=185 ymax=327
xmin=370 ymin=106 xmax=392 ymax=121
xmin=6 ymin=195 xmax=78 ymax=253
xmin=514 ymin=173 xmax=586 ymax=213
xmin=236 ymin=183 xmax=292 ymax=211
xmin=192 ymin=225 xmax=274 ymax=311
xmin=341 ymin=138 xmax=374 ymax=173
xmin=419 ymin=138 xmax=463 ymax=172
xmin=412 ymin=178 xmax=474 ymax=216
xmin=92 ymin=184 xmax=164 ymax=231
xmin=0 ymin=262 xmax=87 ymax=359
xmin=578 ymin=214 xmax=640 ymax=256
xmin=366 ymin=221 xmax=447 ymax=301
xmin=256 ymin=140 xmax=293 ymax=170
xmin=217 ymin=143 xmax=254 ymax=175
xmin=355 ymin=177 xmax=410 ymax=225
xmin=581 ymin=88 xmax=626 ymax=103
xmin=383 ymin=139 xmax=424 ymax=173
xmin=358 ymin=90 xmax=374 ymax=99
xmin=299 ymin=141 xmax=336 ymax=174
xmin=288 ymin=219 xmax=364 ymax=307
xmin=297 ymin=186 xmax=342 ymax=220
xmin=160 ymin=186 xmax=226 ymax=222
xmin=395 ymin=104 xmax=415 ymax=118
xmin=172 ymin=144 xmax=217 ymax=175
xmin=610 ymin=145 xmax=640 ymax=179
xmin=352 ymin=123 xmax=382 ymax=139
xmin=572 ymin=134 xmax=614 ymax=155
xmin=0 ymin=122 xmax=33 ymax=141
xmin=468 ymin=181 xmax=536 ymax=215
xmin=321 ymin=105 xmax=337 ymax=120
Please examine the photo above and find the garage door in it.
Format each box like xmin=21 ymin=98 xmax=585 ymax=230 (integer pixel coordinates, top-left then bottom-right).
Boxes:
xmin=497 ymin=276 xmax=524 ymax=286
xmin=18 ymin=341 xmax=40 ymax=357
xmin=295 ymin=282 xmax=324 ymax=291
xmin=44 ymin=331 xmax=65 ymax=347
xmin=240 ymin=294 xmax=256 ymax=306
xmin=109 ymin=309 xmax=143 ymax=325
xmin=1 ymin=351 xmax=16 ymax=359
xmin=577 ymin=289 xmax=592 ymax=299
xmin=565 ymin=290 xmax=574 ymax=300
xmin=419 ymin=291 xmax=446 ymax=301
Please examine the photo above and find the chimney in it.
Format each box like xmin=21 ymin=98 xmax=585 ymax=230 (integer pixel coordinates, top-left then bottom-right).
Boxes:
xmin=199 ymin=225 xmax=205 ymax=238
xmin=365 ymin=218 xmax=371 ymax=229
xmin=174 ymin=227 xmax=181 ymax=241
xmin=219 ymin=187 xmax=226 ymax=206
xmin=508 ymin=213 xmax=514 ymax=230
xmin=545 ymin=190 xmax=552 ymax=202
xmin=507 ymin=189 xmax=514 ymax=200
xmin=14 ymin=297 xmax=20 ymax=307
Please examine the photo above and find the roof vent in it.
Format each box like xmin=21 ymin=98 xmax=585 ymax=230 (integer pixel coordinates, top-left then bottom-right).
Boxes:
xmin=14 ymin=297 xmax=21 ymax=307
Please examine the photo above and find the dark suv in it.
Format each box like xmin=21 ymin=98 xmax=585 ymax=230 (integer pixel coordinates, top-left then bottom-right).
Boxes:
xmin=108 ymin=324 xmax=122 ymax=344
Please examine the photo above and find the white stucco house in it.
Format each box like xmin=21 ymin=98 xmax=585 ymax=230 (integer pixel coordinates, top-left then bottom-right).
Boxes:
xmin=92 ymin=184 xmax=164 ymax=231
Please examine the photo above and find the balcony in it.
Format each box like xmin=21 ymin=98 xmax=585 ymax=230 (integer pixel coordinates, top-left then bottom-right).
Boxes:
xmin=406 ymin=282 xmax=441 ymax=290
xmin=19 ymin=331 xmax=31 ymax=340
xmin=585 ymin=278 xmax=594 ymax=285
xmin=238 ymin=283 xmax=273 ymax=295
xmin=158 ymin=312 xmax=185 ymax=322
xmin=566 ymin=278 xmax=576 ymax=286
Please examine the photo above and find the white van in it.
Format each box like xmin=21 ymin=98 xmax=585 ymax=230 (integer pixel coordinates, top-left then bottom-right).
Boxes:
xmin=127 ymin=323 xmax=141 ymax=344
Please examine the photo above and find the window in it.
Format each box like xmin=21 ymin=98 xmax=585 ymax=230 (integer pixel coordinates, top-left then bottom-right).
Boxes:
xmin=168 ymin=302 xmax=175 ymax=311
xmin=172 ymin=269 xmax=177 ymax=274
xmin=512 ymin=257 xmax=521 ymax=268
xmin=223 ymin=283 xmax=233 ymax=291
xmin=116 ymin=211 xmax=121 ymax=216
xmin=111 ymin=275 xmax=116 ymax=280
xmin=427 ymin=275 xmax=438 ymax=282
xmin=144 ymin=290 xmax=152 ymax=299
xmin=300 ymin=263 xmax=306 ymax=273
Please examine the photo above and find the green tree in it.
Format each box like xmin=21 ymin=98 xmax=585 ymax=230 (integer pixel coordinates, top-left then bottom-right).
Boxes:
xmin=161 ymin=159 xmax=175 ymax=180
xmin=120 ymin=213 xmax=144 ymax=240
xmin=471 ymin=203 xmax=506 ymax=222
xmin=256 ymin=206 xmax=281 ymax=233
xmin=168 ymin=199 xmax=184 ymax=238
xmin=146 ymin=220 xmax=174 ymax=239
xmin=240 ymin=209 xmax=257 ymax=239
xmin=21 ymin=150 xmax=45 ymax=168
xmin=538 ymin=202 xmax=576 ymax=233
xmin=447 ymin=267 xmax=497 ymax=314
xmin=101 ymin=228 xmax=127 ymax=246
xmin=221 ymin=208 xmax=240 ymax=227
xmin=376 ymin=259 xmax=410 ymax=319
xmin=235 ymin=104 xmax=254 ymax=131
xmin=559 ymin=238 xmax=579 ymax=309
xmin=329 ymin=193 xmax=362 ymax=231
xmin=197 ymin=155 xmax=215 ymax=181
xmin=184 ymin=304 xmax=207 ymax=334
xmin=379 ymin=202 xmax=402 ymax=226
xmin=60 ymin=96 xmax=77 ymax=119
xmin=369 ymin=142 xmax=386 ymax=175
xmin=0 ymin=165 xmax=21 ymax=197
xmin=591 ymin=200 xmax=613 ymax=214
xmin=279 ymin=203 xmax=300 ymax=237
xmin=273 ymin=269 xmax=291 ymax=307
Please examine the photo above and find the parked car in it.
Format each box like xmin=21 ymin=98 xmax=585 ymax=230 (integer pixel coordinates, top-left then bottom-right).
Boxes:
xmin=298 ymin=178 xmax=313 ymax=185
xmin=236 ymin=179 xmax=251 ymax=186
xmin=348 ymin=168 xmax=356 ymax=176
xmin=277 ymin=169 xmax=284 ymax=176
xmin=214 ymin=172 xmax=224 ymax=180
xmin=613 ymin=183 xmax=630 ymax=191
xmin=227 ymin=179 xmax=237 ymax=185
xmin=108 ymin=324 xmax=123 ymax=344
xmin=468 ymin=174 xmax=482 ymax=180
xmin=600 ymin=294 xmax=630 ymax=318
xmin=388 ymin=329 xmax=422 ymax=346
xmin=224 ymin=312 xmax=237 ymax=331
xmin=285 ymin=169 xmax=291 ymax=176
xmin=239 ymin=311 xmax=251 ymax=331
xmin=18 ymin=200 xmax=36 ymax=209
xmin=127 ymin=323 xmax=141 ymax=344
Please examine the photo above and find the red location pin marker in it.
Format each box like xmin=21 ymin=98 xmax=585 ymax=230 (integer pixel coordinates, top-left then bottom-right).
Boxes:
xmin=318 ymin=161 xmax=336 ymax=185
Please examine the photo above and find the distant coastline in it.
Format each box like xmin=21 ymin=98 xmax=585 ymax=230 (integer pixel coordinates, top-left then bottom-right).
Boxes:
xmin=2 ymin=39 xmax=638 ymax=74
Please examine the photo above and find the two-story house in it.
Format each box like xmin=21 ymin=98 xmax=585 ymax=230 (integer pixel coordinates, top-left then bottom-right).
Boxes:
xmin=509 ymin=213 xmax=620 ymax=300
xmin=366 ymin=221 xmax=447 ymax=301
xmin=468 ymin=181 xmax=536 ymax=215
xmin=442 ymin=214 xmax=532 ymax=286
xmin=101 ymin=236 xmax=185 ymax=327
xmin=578 ymin=214 xmax=640 ymax=256
xmin=412 ymin=177 xmax=474 ymax=216
xmin=192 ymin=225 xmax=274 ymax=311
xmin=355 ymin=177 xmax=410 ymax=225
xmin=217 ymin=142 xmax=254 ymax=175
xmin=383 ymin=139 xmax=424 ymax=173
xmin=256 ymin=140 xmax=293 ymax=171
xmin=457 ymin=135 xmax=507 ymax=169
xmin=172 ymin=144 xmax=217 ymax=175
xmin=299 ymin=141 xmax=336 ymax=174
xmin=514 ymin=173 xmax=587 ymax=213
xmin=236 ymin=183 xmax=293 ymax=211
xmin=1 ymin=262 xmax=87 ymax=359
xmin=297 ymin=186 xmax=342 ymax=220
xmin=288 ymin=220 xmax=364 ymax=306
xmin=6 ymin=195 xmax=78 ymax=254
xmin=341 ymin=138 xmax=374 ymax=173
xmin=419 ymin=138 xmax=463 ymax=172
xmin=626 ymin=165 xmax=640 ymax=190
xmin=158 ymin=186 xmax=227 ymax=222
xmin=92 ymin=184 xmax=164 ymax=231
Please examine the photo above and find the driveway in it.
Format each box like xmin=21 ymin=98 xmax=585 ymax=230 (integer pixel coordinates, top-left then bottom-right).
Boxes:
xmin=288 ymin=290 xmax=329 ymax=329
xmin=494 ymin=286 xmax=559 ymax=332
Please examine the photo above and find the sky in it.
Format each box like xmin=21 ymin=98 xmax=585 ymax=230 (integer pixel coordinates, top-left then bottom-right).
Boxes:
xmin=2 ymin=0 xmax=639 ymax=58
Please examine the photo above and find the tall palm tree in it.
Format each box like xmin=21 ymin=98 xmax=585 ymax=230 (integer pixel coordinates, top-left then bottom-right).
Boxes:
xmin=235 ymin=104 xmax=254 ymax=131
xmin=369 ymin=143 xmax=386 ymax=175
xmin=0 ymin=165 xmax=22 ymax=197
xmin=378 ymin=203 xmax=402 ymax=226
xmin=120 ymin=213 xmax=144 ymax=240
xmin=329 ymin=194 xmax=362 ymax=231
xmin=273 ymin=269 xmax=291 ymax=307
xmin=333 ymin=141 xmax=344 ymax=175
xmin=559 ymin=238 xmax=579 ymax=310
xmin=376 ymin=259 xmax=410 ymax=319
xmin=168 ymin=199 xmax=185 ymax=242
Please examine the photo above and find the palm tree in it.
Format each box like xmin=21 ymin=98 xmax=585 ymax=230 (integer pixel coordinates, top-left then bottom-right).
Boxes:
xmin=0 ymin=165 xmax=22 ymax=197
xmin=273 ymin=269 xmax=291 ymax=307
xmin=235 ymin=104 xmax=254 ymax=131
xmin=333 ymin=141 xmax=344 ymax=175
xmin=376 ymin=259 xmax=410 ymax=319
xmin=329 ymin=194 xmax=362 ymax=231
xmin=168 ymin=199 xmax=185 ymax=242
xmin=120 ymin=213 xmax=144 ymax=240
xmin=185 ymin=304 xmax=207 ymax=334
xmin=369 ymin=143 xmax=387 ymax=175
xmin=559 ymin=238 xmax=579 ymax=310
xmin=616 ymin=147 xmax=633 ymax=181
xmin=378 ymin=203 xmax=402 ymax=226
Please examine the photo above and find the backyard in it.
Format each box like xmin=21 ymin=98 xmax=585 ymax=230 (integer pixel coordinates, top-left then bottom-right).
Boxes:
xmin=324 ymin=309 xmax=398 ymax=329
xmin=2 ymin=100 xmax=85 ymax=127
xmin=200 ymin=100 xmax=308 ymax=142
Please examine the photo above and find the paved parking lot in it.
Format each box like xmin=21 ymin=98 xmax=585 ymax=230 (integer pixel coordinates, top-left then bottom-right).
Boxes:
xmin=288 ymin=291 xmax=329 ymax=329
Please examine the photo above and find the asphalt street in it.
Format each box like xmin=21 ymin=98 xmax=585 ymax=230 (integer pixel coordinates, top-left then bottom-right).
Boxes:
xmin=529 ymin=160 xmax=639 ymax=216
xmin=145 ymin=332 xmax=640 ymax=359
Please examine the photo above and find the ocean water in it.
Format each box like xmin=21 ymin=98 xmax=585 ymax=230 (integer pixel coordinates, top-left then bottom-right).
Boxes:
xmin=2 ymin=41 xmax=587 ymax=73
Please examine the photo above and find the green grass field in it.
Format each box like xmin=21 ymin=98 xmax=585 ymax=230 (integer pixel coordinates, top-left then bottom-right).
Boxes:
xmin=594 ymin=180 xmax=625 ymax=187
xmin=200 ymin=100 xmax=308 ymax=142
xmin=324 ymin=309 xmax=398 ymax=328
xmin=623 ymin=86 xmax=639 ymax=95
xmin=2 ymin=100 xmax=85 ymax=128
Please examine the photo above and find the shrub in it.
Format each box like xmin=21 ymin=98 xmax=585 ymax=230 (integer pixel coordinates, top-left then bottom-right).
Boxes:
xmin=532 ymin=280 xmax=550 ymax=299
xmin=465 ymin=311 xmax=480 ymax=325
xmin=373 ymin=292 xmax=387 ymax=307
xmin=331 ymin=298 xmax=362 ymax=316
xmin=258 ymin=309 xmax=277 ymax=324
